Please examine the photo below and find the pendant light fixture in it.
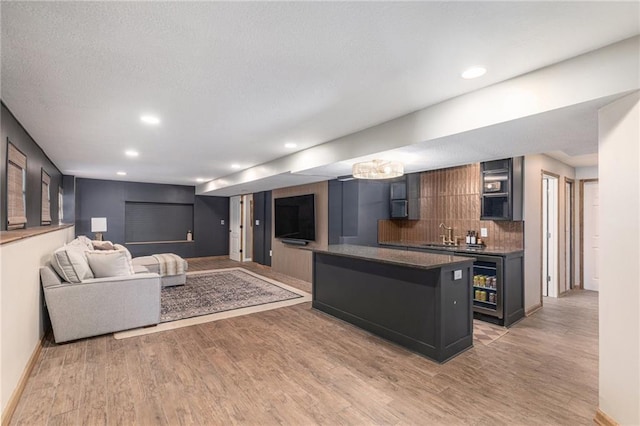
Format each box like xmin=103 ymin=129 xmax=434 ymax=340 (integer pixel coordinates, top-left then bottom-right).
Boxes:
xmin=352 ymin=159 xmax=404 ymax=179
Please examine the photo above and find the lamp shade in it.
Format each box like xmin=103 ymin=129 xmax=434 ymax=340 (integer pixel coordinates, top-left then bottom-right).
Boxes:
xmin=91 ymin=217 xmax=107 ymax=233
xmin=352 ymin=159 xmax=404 ymax=179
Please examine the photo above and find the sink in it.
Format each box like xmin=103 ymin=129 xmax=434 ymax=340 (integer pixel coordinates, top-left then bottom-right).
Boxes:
xmin=420 ymin=243 xmax=486 ymax=252
xmin=421 ymin=243 xmax=459 ymax=249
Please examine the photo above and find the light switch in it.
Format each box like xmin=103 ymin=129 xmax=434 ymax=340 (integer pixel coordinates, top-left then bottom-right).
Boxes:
xmin=269 ymin=250 xmax=273 ymax=257
xmin=453 ymin=270 xmax=462 ymax=280
xmin=480 ymin=227 xmax=488 ymax=238
xmin=255 ymin=219 xmax=260 ymax=226
xmin=221 ymin=220 xmax=225 ymax=225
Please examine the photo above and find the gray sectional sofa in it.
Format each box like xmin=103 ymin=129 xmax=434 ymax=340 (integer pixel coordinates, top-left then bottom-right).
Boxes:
xmin=40 ymin=264 xmax=161 ymax=343
xmin=41 ymin=236 xmax=187 ymax=343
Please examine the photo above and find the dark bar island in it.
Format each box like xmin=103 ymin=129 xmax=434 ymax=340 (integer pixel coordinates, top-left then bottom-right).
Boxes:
xmin=312 ymin=245 xmax=475 ymax=363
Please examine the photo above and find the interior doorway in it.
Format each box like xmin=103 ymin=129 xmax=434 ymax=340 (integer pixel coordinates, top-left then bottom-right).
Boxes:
xmin=229 ymin=196 xmax=242 ymax=261
xmin=542 ymin=173 xmax=559 ymax=298
xmin=564 ymin=178 xmax=575 ymax=293
xmin=582 ymin=180 xmax=600 ymax=291
xmin=229 ymin=194 xmax=254 ymax=263
xmin=241 ymin=194 xmax=253 ymax=262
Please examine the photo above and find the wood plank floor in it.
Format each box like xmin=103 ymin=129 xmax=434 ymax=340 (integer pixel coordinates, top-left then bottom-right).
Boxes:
xmin=11 ymin=256 xmax=598 ymax=425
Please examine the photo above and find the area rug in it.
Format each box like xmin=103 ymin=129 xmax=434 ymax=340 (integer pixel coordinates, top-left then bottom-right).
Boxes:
xmin=114 ymin=268 xmax=311 ymax=339
xmin=473 ymin=319 xmax=509 ymax=346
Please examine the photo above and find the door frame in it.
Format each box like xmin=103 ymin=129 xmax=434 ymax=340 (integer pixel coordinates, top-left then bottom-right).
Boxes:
xmin=540 ymin=170 xmax=560 ymax=301
xmin=241 ymin=194 xmax=253 ymax=262
xmin=564 ymin=177 xmax=575 ymax=294
xmin=579 ymin=178 xmax=599 ymax=290
xmin=229 ymin=195 xmax=242 ymax=262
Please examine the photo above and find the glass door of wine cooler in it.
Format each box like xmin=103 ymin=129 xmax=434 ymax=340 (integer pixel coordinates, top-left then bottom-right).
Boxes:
xmin=472 ymin=255 xmax=504 ymax=319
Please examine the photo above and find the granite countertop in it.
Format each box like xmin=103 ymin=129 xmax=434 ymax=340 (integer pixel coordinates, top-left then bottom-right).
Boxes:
xmin=380 ymin=240 xmax=524 ymax=256
xmin=312 ymin=244 xmax=474 ymax=270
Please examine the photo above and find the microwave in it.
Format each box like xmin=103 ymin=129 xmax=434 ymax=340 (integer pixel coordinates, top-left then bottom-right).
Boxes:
xmin=484 ymin=181 xmax=503 ymax=192
xmin=391 ymin=200 xmax=408 ymax=218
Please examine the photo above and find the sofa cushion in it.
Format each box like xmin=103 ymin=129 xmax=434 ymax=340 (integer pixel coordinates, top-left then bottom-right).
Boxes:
xmin=86 ymin=250 xmax=134 ymax=278
xmin=113 ymin=244 xmax=135 ymax=274
xmin=51 ymin=245 xmax=95 ymax=283
xmin=133 ymin=264 xmax=150 ymax=274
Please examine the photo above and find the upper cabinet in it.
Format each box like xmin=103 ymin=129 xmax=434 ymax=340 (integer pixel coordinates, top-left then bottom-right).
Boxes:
xmin=390 ymin=173 xmax=420 ymax=220
xmin=480 ymin=157 xmax=523 ymax=221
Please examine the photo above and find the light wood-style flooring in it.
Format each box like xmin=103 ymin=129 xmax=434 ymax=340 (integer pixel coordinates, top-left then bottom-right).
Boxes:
xmin=11 ymin=256 xmax=598 ymax=425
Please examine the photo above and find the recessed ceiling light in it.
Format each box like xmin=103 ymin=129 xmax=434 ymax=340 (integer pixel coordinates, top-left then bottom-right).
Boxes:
xmin=461 ymin=66 xmax=487 ymax=79
xmin=117 ymin=171 xmax=127 ymax=176
xmin=125 ymin=150 xmax=139 ymax=157
xmin=284 ymin=143 xmax=297 ymax=149
xmin=140 ymin=115 xmax=160 ymax=125
xmin=231 ymin=164 xmax=241 ymax=169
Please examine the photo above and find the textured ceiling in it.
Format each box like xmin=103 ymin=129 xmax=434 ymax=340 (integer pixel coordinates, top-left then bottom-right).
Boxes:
xmin=2 ymin=1 xmax=639 ymax=187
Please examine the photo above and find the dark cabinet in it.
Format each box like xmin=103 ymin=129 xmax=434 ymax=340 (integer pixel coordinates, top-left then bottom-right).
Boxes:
xmin=465 ymin=252 xmax=524 ymax=327
xmin=480 ymin=157 xmax=523 ymax=221
xmin=390 ymin=173 xmax=420 ymax=220
xmin=382 ymin=243 xmax=525 ymax=328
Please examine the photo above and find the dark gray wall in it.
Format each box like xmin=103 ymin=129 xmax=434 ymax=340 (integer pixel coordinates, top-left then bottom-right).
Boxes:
xmin=61 ymin=175 xmax=76 ymax=224
xmin=1 ymin=102 xmax=63 ymax=230
xmin=75 ymin=178 xmax=229 ymax=258
xmin=328 ymin=179 xmax=390 ymax=246
xmin=194 ymin=195 xmax=229 ymax=257
xmin=252 ymin=191 xmax=272 ymax=266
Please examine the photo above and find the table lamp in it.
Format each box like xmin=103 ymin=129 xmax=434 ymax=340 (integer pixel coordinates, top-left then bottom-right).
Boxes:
xmin=91 ymin=217 xmax=107 ymax=241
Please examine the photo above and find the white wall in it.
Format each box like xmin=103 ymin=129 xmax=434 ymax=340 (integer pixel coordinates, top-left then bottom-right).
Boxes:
xmin=576 ymin=166 xmax=598 ymax=180
xmin=0 ymin=226 xmax=75 ymax=418
xmin=523 ymin=154 xmax=576 ymax=312
xmin=598 ymin=92 xmax=640 ymax=424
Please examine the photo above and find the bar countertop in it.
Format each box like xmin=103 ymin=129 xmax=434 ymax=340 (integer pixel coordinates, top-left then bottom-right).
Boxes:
xmin=311 ymin=244 xmax=473 ymax=270
xmin=380 ymin=240 xmax=524 ymax=256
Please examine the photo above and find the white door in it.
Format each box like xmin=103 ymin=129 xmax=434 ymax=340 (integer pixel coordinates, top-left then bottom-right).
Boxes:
xmin=542 ymin=175 xmax=559 ymax=298
xmin=229 ymin=196 xmax=242 ymax=262
xmin=583 ymin=181 xmax=600 ymax=291
xmin=242 ymin=194 xmax=253 ymax=262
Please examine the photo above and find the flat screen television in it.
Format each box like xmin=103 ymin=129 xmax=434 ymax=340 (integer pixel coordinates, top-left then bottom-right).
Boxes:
xmin=274 ymin=194 xmax=316 ymax=241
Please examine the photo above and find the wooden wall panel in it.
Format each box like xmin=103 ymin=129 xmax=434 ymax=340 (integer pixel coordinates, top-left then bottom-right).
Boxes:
xmin=379 ymin=163 xmax=524 ymax=250
xmin=271 ymin=181 xmax=328 ymax=283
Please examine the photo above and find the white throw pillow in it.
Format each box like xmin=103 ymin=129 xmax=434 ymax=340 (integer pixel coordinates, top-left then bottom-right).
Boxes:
xmin=51 ymin=245 xmax=95 ymax=283
xmin=113 ymin=244 xmax=135 ymax=274
xmin=86 ymin=251 xmax=133 ymax=278
xmin=74 ymin=235 xmax=95 ymax=251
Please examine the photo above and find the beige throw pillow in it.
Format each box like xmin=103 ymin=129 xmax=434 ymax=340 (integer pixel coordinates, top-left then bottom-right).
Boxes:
xmin=51 ymin=245 xmax=95 ymax=283
xmin=75 ymin=235 xmax=95 ymax=251
xmin=86 ymin=251 xmax=133 ymax=278
xmin=113 ymin=244 xmax=135 ymax=274
xmin=92 ymin=240 xmax=115 ymax=251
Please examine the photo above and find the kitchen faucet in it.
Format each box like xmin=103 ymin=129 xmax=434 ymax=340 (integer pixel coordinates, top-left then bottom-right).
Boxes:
xmin=439 ymin=223 xmax=455 ymax=245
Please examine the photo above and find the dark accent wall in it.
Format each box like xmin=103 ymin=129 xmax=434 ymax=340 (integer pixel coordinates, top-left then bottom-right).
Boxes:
xmin=1 ymin=102 xmax=63 ymax=230
xmin=328 ymin=179 xmax=390 ymax=247
xmin=61 ymin=175 xmax=76 ymax=224
xmin=125 ymin=202 xmax=194 ymax=242
xmin=75 ymin=178 xmax=229 ymax=258
xmin=194 ymin=195 xmax=229 ymax=257
xmin=253 ymin=191 xmax=272 ymax=266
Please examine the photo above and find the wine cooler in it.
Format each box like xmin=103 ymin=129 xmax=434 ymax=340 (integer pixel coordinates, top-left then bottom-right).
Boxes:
xmin=472 ymin=255 xmax=504 ymax=319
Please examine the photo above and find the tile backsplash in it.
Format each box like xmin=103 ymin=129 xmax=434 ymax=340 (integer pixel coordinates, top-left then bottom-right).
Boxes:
xmin=378 ymin=163 xmax=524 ymax=249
